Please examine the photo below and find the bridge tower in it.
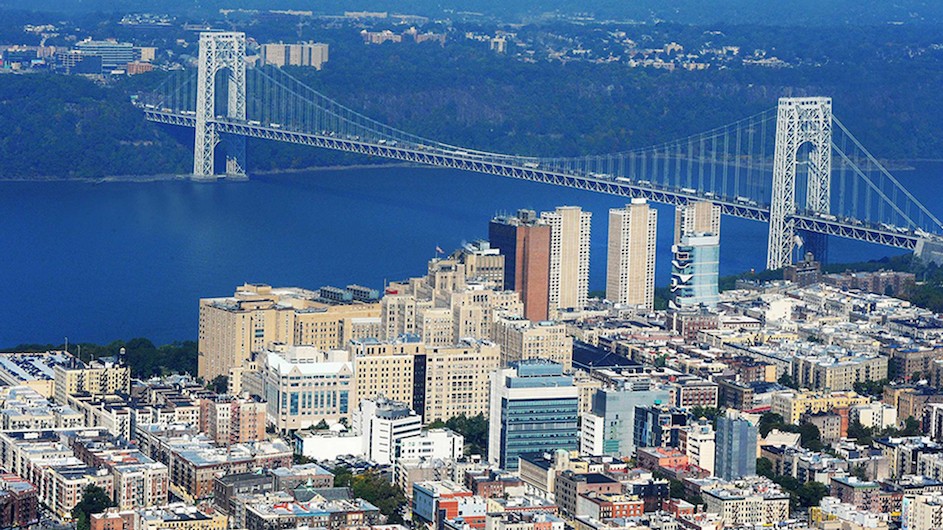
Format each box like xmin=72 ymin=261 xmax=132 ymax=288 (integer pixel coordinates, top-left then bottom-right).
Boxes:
xmin=767 ymin=97 xmax=832 ymax=270
xmin=194 ymin=32 xmax=247 ymax=179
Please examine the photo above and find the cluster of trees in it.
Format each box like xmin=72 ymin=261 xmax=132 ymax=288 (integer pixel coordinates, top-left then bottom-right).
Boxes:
xmin=3 ymin=338 xmax=198 ymax=379
xmin=756 ymin=457 xmax=829 ymax=510
xmin=0 ymin=74 xmax=190 ymax=179
xmin=757 ymin=412 xmax=824 ymax=451
xmin=428 ymin=413 xmax=489 ymax=456
xmin=846 ymin=417 xmax=922 ymax=446
xmin=332 ymin=468 xmax=408 ymax=524
xmin=72 ymin=485 xmax=113 ymax=530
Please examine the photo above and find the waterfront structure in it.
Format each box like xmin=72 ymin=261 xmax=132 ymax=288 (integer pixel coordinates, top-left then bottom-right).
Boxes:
xmin=670 ymin=234 xmax=720 ymax=310
xmin=541 ymin=206 xmax=592 ymax=318
xmin=674 ymin=201 xmax=720 ymax=245
xmin=489 ymin=210 xmax=552 ymax=321
xmin=259 ymin=42 xmax=329 ymax=69
xmin=606 ymin=200 xmax=658 ymax=310
xmin=197 ymin=283 xmax=379 ymax=380
xmin=488 ymin=360 xmax=579 ymax=471
xmin=715 ymin=410 xmax=757 ymax=480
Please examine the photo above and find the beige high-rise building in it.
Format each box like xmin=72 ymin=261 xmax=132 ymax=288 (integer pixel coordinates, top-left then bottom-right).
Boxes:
xmin=260 ymin=42 xmax=329 ymax=69
xmin=53 ymin=357 xmax=131 ymax=405
xmin=417 ymin=308 xmax=453 ymax=347
xmin=423 ymin=340 xmax=500 ymax=422
xmin=541 ymin=206 xmax=592 ymax=317
xmin=606 ymin=199 xmax=658 ymax=310
xmin=492 ymin=313 xmax=573 ymax=370
xmin=451 ymin=289 xmax=523 ymax=340
xmin=197 ymin=283 xmax=380 ymax=380
xmin=674 ymin=200 xmax=720 ymax=244
xmin=350 ymin=338 xmax=423 ymax=408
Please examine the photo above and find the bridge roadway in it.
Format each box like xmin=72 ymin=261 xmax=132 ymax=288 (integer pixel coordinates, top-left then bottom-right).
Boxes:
xmin=143 ymin=109 xmax=929 ymax=251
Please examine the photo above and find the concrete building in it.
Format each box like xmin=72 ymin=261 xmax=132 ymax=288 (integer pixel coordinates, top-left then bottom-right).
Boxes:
xmin=489 ymin=210 xmax=552 ymax=322
xmin=422 ymin=340 xmax=500 ymax=422
xmin=792 ymin=353 xmax=888 ymax=392
xmin=702 ymin=478 xmax=790 ymax=526
xmin=554 ymin=471 xmax=621 ymax=518
xmin=492 ymin=314 xmax=573 ymax=370
xmin=674 ymin=201 xmax=720 ymax=245
xmin=772 ymin=391 xmax=869 ymax=425
xmin=488 ymin=360 xmax=579 ymax=471
xmin=679 ymin=419 xmax=716 ymax=475
xmin=259 ymin=346 xmax=354 ymax=431
xmin=357 ymin=396 xmax=422 ymax=466
xmin=715 ymin=410 xmax=757 ymax=480
xmin=542 ymin=206 xmax=592 ymax=318
xmin=53 ymin=356 xmax=131 ymax=404
xmin=260 ymin=42 xmax=329 ymax=69
xmin=350 ymin=337 xmax=422 ymax=409
xmin=902 ymin=492 xmax=943 ymax=530
xmin=607 ymin=200 xmax=658 ymax=310
xmin=0 ymin=351 xmax=72 ymax=398
xmin=452 ymin=240 xmax=505 ymax=287
xmin=199 ymin=394 xmax=266 ymax=445
xmin=398 ymin=428 xmax=464 ymax=462
xmin=580 ymin=385 xmax=672 ymax=458
xmin=74 ymin=38 xmax=136 ymax=71
xmin=197 ymin=283 xmax=379 ymax=380
xmin=670 ymin=234 xmax=720 ymax=310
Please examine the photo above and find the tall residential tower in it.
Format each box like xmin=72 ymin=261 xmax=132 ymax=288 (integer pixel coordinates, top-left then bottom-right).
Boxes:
xmin=541 ymin=206 xmax=592 ymax=318
xmin=607 ymin=199 xmax=658 ymax=310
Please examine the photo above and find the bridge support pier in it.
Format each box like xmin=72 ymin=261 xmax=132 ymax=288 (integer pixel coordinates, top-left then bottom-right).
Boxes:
xmin=193 ymin=32 xmax=247 ymax=180
xmin=767 ymin=97 xmax=832 ymax=270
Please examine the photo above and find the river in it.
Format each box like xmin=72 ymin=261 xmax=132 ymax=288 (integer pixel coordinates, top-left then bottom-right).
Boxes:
xmin=1 ymin=163 xmax=941 ymax=346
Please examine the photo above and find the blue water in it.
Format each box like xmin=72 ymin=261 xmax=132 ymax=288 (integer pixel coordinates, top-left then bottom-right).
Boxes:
xmin=1 ymin=163 xmax=941 ymax=346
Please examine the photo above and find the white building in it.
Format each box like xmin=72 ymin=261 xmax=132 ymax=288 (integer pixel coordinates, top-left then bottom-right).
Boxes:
xmin=680 ymin=419 xmax=715 ymax=475
xmin=294 ymin=427 xmax=365 ymax=460
xmin=357 ymin=396 xmax=422 ymax=465
xmin=398 ymin=428 xmax=465 ymax=462
xmin=580 ymin=413 xmax=605 ymax=456
xmin=852 ymin=402 xmax=898 ymax=431
xmin=260 ymin=346 xmax=354 ymax=431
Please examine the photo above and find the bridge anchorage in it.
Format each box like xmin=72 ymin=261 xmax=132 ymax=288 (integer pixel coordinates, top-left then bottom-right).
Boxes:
xmin=136 ymin=31 xmax=943 ymax=267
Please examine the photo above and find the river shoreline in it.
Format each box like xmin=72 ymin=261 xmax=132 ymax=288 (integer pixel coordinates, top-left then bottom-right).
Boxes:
xmin=0 ymin=162 xmax=427 ymax=184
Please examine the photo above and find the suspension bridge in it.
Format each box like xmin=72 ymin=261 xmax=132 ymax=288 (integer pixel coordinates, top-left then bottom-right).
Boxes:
xmin=134 ymin=32 xmax=943 ymax=270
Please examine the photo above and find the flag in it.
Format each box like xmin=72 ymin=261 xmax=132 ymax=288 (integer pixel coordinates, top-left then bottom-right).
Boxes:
xmin=435 ymin=245 xmax=444 ymax=254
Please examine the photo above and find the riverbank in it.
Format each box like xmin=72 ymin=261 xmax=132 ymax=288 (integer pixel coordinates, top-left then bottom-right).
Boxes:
xmin=0 ymin=162 xmax=428 ymax=184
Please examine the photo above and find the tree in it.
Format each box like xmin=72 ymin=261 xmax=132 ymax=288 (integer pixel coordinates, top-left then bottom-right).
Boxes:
xmin=314 ymin=419 xmax=330 ymax=430
xmin=798 ymin=423 xmax=824 ymax=452
xmin=208 ymin=375 xmax=228 ymax=394
xmin=444 ymin=414 xmax=489 ymax=456
xmin=777 ymin=373 xmax=797 ymax=389
xmin=758 ymin=412 xmax=786 ymax=437
xmin=349 ymin=471 xmax=408 ymax=524
xmin=847 ymin=420 xmax=873 ymax=445
xmin=796 ymin=481 xmax=829 ymax=508
xmin=689 ymin=406 xmax=722 ymax=422
xmin=72 ymin=485 xmax=114 ymax=530
xmin=756 ymin=457 xmax=774 ymax=479
xmin=900 ymin=416 xmax=922 ymax=436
